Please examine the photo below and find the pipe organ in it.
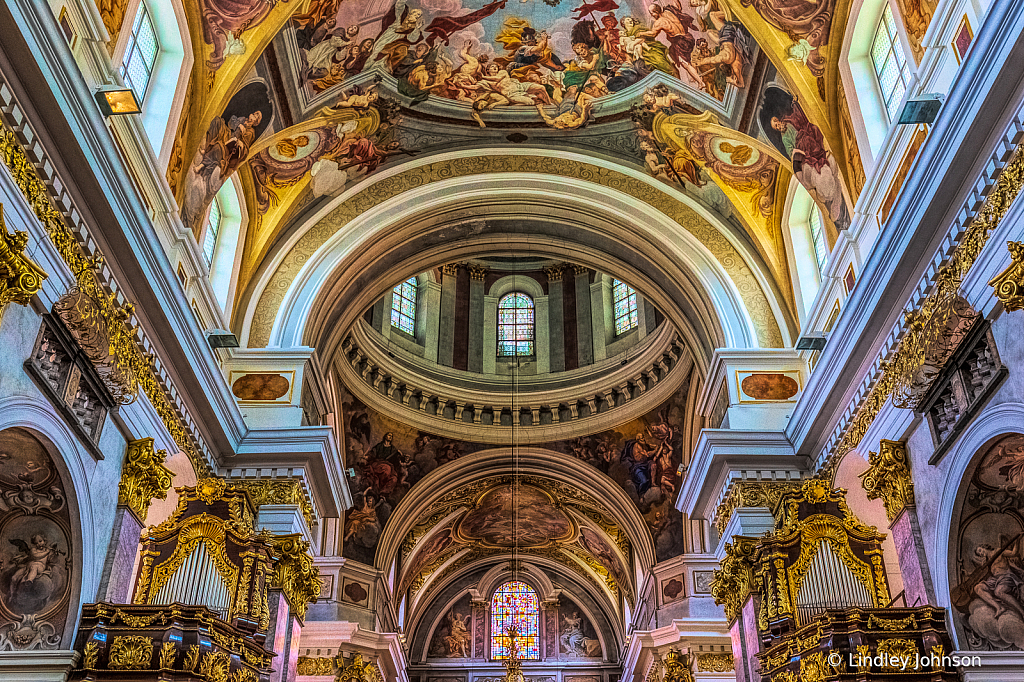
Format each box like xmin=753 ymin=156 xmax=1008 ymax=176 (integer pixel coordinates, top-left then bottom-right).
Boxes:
xmin=711 ymin=479 xmax=959 ymax=682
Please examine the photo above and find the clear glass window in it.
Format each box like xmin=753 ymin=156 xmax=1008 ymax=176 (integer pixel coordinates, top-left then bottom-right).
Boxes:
xmin=120 ymin=4 xmax=160 ymax=104
xmin=491 ymin=581 xmax=540 ymax=660
xmin=391 ymin=277 xmax=417 ymax=335
xmin=871 ymin=4 xmax=910 ymax=122
xmin=497 ymin=293 xmax=534 ymax=356
xmin=808 ymin=207 xmax=828 ymax=274
xmin=612 ymin=279 xmax=639 ymax=335
xmin=202 ymin=197 xmax=222 ymax=266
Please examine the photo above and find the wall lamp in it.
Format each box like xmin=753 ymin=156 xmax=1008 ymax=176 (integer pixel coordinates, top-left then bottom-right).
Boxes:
xmin=94 ymin=88 xmax=141 ymax=116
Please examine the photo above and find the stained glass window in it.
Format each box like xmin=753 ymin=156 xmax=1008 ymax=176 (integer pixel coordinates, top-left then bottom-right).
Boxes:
xmin=612 ymin=279 xmax=639 ymax=335
xmin=202 ymin=197 xmax=222 ymax=266
xmin=871 ymin=4 xmax=910 ymax=122
xmin=497 ymin=293 xmax=534 ymax=356
xmin=808 ymin=207 xmax=828 ymax=273
xmin=491 ymin=581 xmax=539 ymax=660
xmin=391 ymin=277 xmax=417 ymax=335
xmin=120 ymin=3 xmax=159 ymax=105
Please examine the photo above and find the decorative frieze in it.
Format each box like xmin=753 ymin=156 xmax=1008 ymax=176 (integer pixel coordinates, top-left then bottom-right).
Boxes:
xmin=695 ymin=652 xmax=734 ymax=672
xmin=0 ymin=204 xmax=46 ymax=326
xmin=236 ymin=478 xmax=315 ymax=532
xmin=988 ymin=240 xmax=1024 ymax=310
xmin=859 ymin=440 xmax=915 ymax=522
xmin=713 ymin=481 xmax=802 ymax=535
xmin=117 ymin=437 xmax=173 ymax=523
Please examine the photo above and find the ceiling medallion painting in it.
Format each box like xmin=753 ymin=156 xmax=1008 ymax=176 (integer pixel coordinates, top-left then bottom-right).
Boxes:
xmin=285 ymin=0 xmax=757 ymax=125
xmin=455 ymin=484 xmax=576 ymax=549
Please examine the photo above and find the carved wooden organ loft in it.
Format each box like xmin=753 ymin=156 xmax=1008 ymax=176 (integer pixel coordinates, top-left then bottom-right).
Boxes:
xmin=68 ymin=478 xmax=320 ymax=681
xmin=711 ymin=479 xmax=960 ymax=682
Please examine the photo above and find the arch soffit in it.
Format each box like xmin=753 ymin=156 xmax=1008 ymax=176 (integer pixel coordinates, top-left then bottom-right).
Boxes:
xmin=238 ymin=149 xmax=792 ymax=354
xmin=409 ymin=554 xmax=618 ymax=661
xmin=379 ymin=449 xmax=655 ymax=592
xmin=489 ymin=275 xmax=545 ymax=301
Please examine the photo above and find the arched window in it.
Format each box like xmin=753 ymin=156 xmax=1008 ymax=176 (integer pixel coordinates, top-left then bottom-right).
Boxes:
xmin=491 ymin=581 xmax=539 ymax=660
xmin=391 ymin=277 xmax=417 ymax=335
xmin=120 ymin=3 xmax=160 ymax=104
xmin=612 ymin=279 xmax=638 ymax=335
xmin=808 ymin=207 xmax=828 ymax=274
xmin=202 ymin=196 xmax=222 ymax=266
xmin=871 ymin=4 xmax=910 ymax=122
xmin=497 ymin=293 xmax=534 ymax=356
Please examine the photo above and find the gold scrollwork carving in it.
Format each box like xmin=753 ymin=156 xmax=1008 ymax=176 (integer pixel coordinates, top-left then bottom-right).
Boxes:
xmin=111 ymin=608 xmax=166 ymax=628
xmin=336 ymin=653 xmax=384 ymax=682
xmin=695 ymin=651 xmax=733 ymax=672
xmin=662 ymin=651 xmax=694 ymax=682
xmin=714 ymin=481 xmax=802 ymax=535
xmin=877 ymin=638 xmax=919 ymax=672
xmin=859 ymin=440 xmax=915 ymax=522
xmin=159 ymin=641 xmax=176 ymax=669
xmin=270 ymin=534 xmax=320 ymax=622
xmin=108 ymin=635 xmax=153 ymax=670
xmin=710 ymin=537 xmax=758 ymax=622
xmin=183 ymin=644 xmax=200 ymax=671
xmin=989 ymin=240 xmax=1024 ymax=311
xmin=199 ymin=650 xmax=231 ymax=682
xmin=82 ymin=641 xmax=100 ymax=669
xmin=867 ymin=614 xmax=918 ymax=631
xmin=828 ymin=145 xmax=1024 ymax=476
xmin=296 ymin=656 xmax=335 ymax=675
xmin=237 ymin=478 xmax=315 ymax=533
xmin=799 ymin=651 xmax=836 ymax=682
xmin=118 ymin=438 xmax=174 ymax=523
xmin=0 ymin=204 xmax=46 ymax=327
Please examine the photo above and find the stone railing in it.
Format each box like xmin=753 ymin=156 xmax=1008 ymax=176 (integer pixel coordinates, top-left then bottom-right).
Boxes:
xmin=337 ymin=320 xmax=689 ymax=443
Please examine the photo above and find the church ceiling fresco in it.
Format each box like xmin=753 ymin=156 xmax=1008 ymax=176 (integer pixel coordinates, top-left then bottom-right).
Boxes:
xmin=97 ymin=0 xmax=930 ymax=330
xmin=340 ymin=367 xmax=694 ymax=599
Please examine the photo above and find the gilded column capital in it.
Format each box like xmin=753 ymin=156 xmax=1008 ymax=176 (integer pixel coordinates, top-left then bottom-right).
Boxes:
xmin=713 ymin=481 xmax=803 ymax=535
xmin=118 ymin=438 xmax=174 ymax=523
xmin=468 ymin=265 xmax=488 ymax=281
xmin=543 ymin=265 xmax=564 ymax=282
xmin=237 ymin=478 xmax=315 ymax=533
xmin=441 ymin=263 xmax=460 ymax=277
xmin=662 ymin=651 xmax=695 ymax=682
xmin=710 ymin=536 xmax=758 ymax=623
xmin=270 ymin=534 xmax=320 ymax=622
xmin=859 ymin=439 xmax=915 ymax=522
xmin=0 ymin=204 xmax=47 ymax=326
xmin=989 ymin=241 xmax=1024 ymax=311
xmin=572 ymin=264 xmax=589 ymax=276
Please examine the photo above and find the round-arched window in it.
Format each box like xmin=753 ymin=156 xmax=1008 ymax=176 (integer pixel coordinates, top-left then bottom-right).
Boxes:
xmin=497 ymin=293 xmax=535 ymax=356
xmin=491 ymin=580 xmax=539 ymax=660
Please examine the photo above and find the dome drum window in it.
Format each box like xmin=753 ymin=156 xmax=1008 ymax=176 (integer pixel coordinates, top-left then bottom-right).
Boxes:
xmin=498 ymin=292 xmax=535 ymax=357
xmin=612 ymin=279 xmax=639 ymax=335
xmin=391 ymin=277 xmax=418 ymax=336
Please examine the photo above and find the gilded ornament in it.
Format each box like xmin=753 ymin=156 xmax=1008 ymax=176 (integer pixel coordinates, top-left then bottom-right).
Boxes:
xmin=183 ymin=644 xmax=200 ymax=671
xmin=199 ymin=650 xmax=231 ymax=682
xmin=231 ymin=668 xmax=259 ymax=682
xmin=695 ymin=652 xmax=733 ymax=672
xmin=931 ymin=644 xmax=945 ymax=670
xmin=111 ymin=608 xmax=166 ymax=627
xmin=336 ymin=653 xmax=384 ymax=682
xmin=877 ymin=638 xmax=918 ymax=672
xmin=709 ymin=537 xmax=757 ymax=622
xmin=237 ymin=478 xmax=315 ymax=533
xmin=799 ymin=651 xmax=835 ymax=682
xmin=829 ymin=145 xmax=1024 ymax=475
xmin=118 ymin=438 xmax=174 ymax=523
xmin=270 ymin=534 xmax=319 ymax=621
xmin=713 ymin=481 xmax=802 ymax=535
xmin=867 ymin=614 xmax=917 ymax=631
xmin=159 ymin=641 xmax=176 ymax=669
xmin=108 ymin=635 xmax=153 ymax=670
xmin=0 ymin=204 xmax=46 ymax=327
xmin=0 ymin=123 xmax=210 ymax=474
xmin=297 ymin=656 xmax=335 ymax=675
xmin=243 ymin=646 xmax=270 ymax=668
xmin=196 ymin=477 xmax=228 ymax=504
xmin=774 ymin=672 xmax=799 ymax=682
xmin=989 ymin=241 xmax=1024 ymax=310
xmin=82 ymin=640 xmax=100 ymax=669
xmin=662 ymin=651 xmax=694 ymax=682
xmin=859 ymin=440 xmax=915 ymax=522
xmin=644 ymin=661 xmax=663 ymax=682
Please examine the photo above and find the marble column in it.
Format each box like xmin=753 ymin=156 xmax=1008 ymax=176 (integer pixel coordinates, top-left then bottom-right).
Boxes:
xmin=97 ymin=506 xmax=143 ymax=603
xmin=545 ymin=266 xmax=565 ymax=372
xmin=890 ymin=504 xmax=936 ymax=606
xmin=438 ymin=264 xmax=459 ymax=367
xmin=468 ymin=266 xmax=487 ymax=373
xmin=267 ymin=590 xmax=301 ymax=682
xmin=422 ymin=280 xmax=442 ymax=362
xmin=730 ymin=594 xmax=762 ymax=682
xmin=574 ymin=266 xmax=594 ymax=366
